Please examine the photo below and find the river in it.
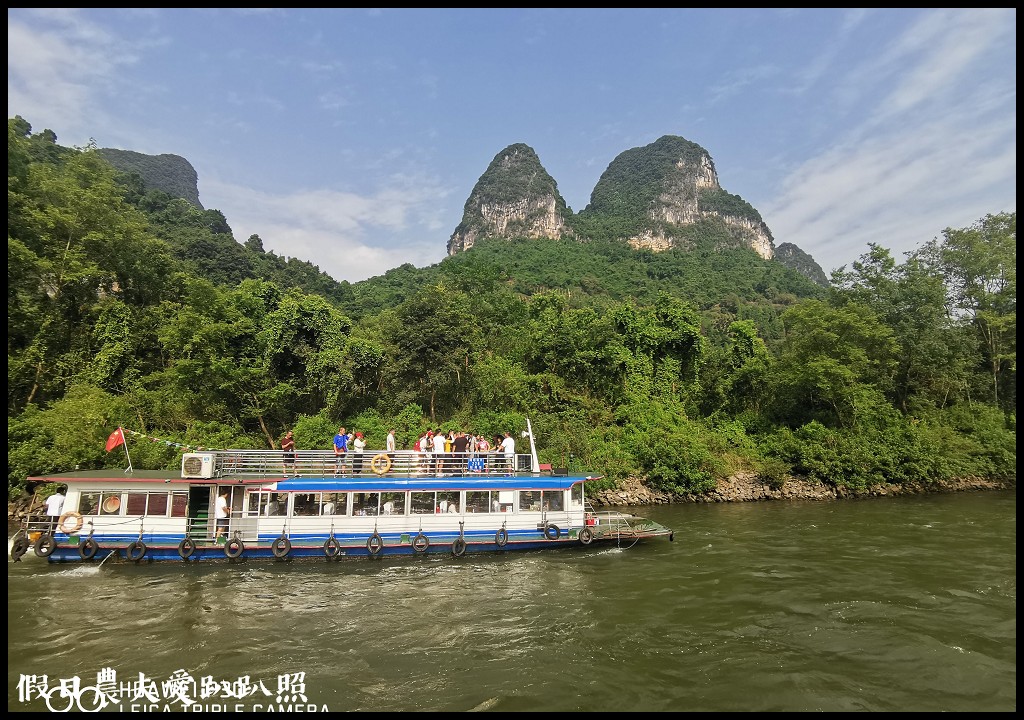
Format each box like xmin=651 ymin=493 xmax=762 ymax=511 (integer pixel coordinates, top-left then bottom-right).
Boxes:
xmin=7 ymin=490 xmax=1015 ymax=712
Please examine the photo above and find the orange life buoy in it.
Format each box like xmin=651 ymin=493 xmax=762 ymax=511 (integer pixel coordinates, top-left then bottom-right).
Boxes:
xmin=370 ymin=453 xmax=392 ymax=475
xmin=58 ymin=511 xmax=84 ymax=534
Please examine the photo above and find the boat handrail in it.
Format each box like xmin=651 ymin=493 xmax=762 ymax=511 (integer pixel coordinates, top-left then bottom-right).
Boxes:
xmin=183 ymin=449 xmax=542 ymax=479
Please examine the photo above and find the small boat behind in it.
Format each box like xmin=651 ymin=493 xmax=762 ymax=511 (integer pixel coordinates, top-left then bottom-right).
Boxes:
xmin=11 ymin=426 xmax=673 ymax=564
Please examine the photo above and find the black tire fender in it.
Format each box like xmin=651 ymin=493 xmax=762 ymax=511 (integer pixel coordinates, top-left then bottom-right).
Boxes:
xmin=579 ymin=526 xmax=594 ymax=545
xmin=34 ymin=533 xmax=57 ymax=558
xmin=11 ymin=535 xmax=30 ymax=562
xmin=495 ymin=527 xmax=509 ymax=547
xmin=451 ymin=537 xmax=467 ymax=557
xmin=224 ymin=537 xmax=245 ymax=559
xmin=178 ymin=537 xmax=197 ymax=560
xmin=272 ymin=535 xmax=291 ymax=558
xmin=544 ymin=523 xmax=561 ymax=540
xmin=126 ymin=539 xmax=147 ymax=561
xmin=367 ymin=532 xmax=383 ymax=556
xmin=80 ymin=537 xmax=100 ymax=561
xmin=412 ymin=532 xmax=429 ymax=553
xmin=323 ymin=536 xmax=341 ymax=558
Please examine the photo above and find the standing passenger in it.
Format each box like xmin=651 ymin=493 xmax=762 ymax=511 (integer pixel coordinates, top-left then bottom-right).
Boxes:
xmin=352 ymin=432 xmax=366 ymax=474
xmin=333 ymin=427 xmax=348 ymax=476
xmin=500 ymin=432 xmax=516 ymax=474
xmin=281 ymin=430 xmax=297 ymax=476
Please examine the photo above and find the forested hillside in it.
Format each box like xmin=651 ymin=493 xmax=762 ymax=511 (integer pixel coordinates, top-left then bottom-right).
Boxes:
xmin=7 ymin=118 xmax=1017 ymax=499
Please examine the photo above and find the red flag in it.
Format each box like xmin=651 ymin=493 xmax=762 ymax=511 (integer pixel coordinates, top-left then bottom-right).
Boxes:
xmin=105 ymin=428 xmax=125 ymax=452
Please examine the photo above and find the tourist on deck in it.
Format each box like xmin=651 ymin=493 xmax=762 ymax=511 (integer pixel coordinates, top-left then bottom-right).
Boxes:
xmin=281 ymin=430 xmax=297 ymax=476
xmin=352 ymin=432 xmax=366 ymax=473
xmin=215 ymin=491 xmax=230 ymax=542
xmin=501 ymin=432 xmax=516 ymax=474
xmin=386 ymin=428 xmax=396 ymax=470
xmin=432 ymin=429 xmax=446 ymax=476
xmin=43 ymin=486 xmax=66 ymax=533
xmin=333 ymin=427 xmax=348 ymax=476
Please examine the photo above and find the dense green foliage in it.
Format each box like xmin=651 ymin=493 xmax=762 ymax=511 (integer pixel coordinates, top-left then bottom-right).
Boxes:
xmin=6 ymin=117 xmax=1016 ymax=499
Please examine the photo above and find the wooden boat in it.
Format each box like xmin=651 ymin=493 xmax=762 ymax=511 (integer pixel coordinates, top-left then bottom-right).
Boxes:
xmin=11 ymin=427 xmax=673 ymax=564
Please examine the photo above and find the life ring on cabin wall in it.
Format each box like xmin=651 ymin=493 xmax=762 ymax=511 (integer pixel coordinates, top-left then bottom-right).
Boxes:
xmin=367 ymin=532 xmax=384 ymax=556
xmin=79 ymin=537 xmax=100 ymax=560
xmin=451 ymin=537 xmax=467 ymax=557
xmin=178 ymin=537 xmax=197 ymax=560
xmin=58 ymin=511 xmax=84 ymax=534
xmin=224 ymin=537 xmax=245 ymax=559
xmin=543 ymin=523 xmax=561 ymax=540
xmin=272 ymin=535 xmax=292 ymax=558
xmin=412 ymin=532 xmax=429 ymax=553
xmin=370 ymin=453 xmax=392 ymax=475
xmin=101 ymin=496 xmax=121 ymax=514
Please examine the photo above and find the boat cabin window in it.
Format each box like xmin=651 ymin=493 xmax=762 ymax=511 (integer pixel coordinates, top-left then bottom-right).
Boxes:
xmin=542 ymin=491 xmax=564 ymax=512
xmin=320 ymin=492 xmax=346 ymax=516
xmin=465 ymin=490 xmax=497 ymax=513
xmin=78 ymin=491 xmax=187 ymax=517
xmin=437 ymin=491 xmax=459 ymax=514
xmin=571 ymin=483 xmax=583 ymax=508
xmin=518 ymin=490 xmax=542 ymax=512
xmin=79 ymin=491 xmax=124 ymax=515
xmin=293 ymin=493 xmax=319 ymax=516
xmin=248 ymin=492 xmax=287 ymax=516
xmin=126 ymin=492 xmax=172 ymax=516
xmin=380 ymin=492 xmax=404 ymax=515
xmin=497 ymin=490 xmax=514 ymax=512
xmin=352 ymin=492 xmax=380 ymax=516
xmin=411 ymin=492 xmax=436 ymax=515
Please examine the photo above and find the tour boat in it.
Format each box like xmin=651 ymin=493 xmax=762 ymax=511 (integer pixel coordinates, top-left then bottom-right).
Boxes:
xmin=11 ymin=425 xmax=674 ymax=564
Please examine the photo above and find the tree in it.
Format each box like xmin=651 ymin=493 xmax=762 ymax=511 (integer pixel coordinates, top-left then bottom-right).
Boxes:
xmin=921 ymin=213 xmax=1015 ymax=410
xmin=831 ymin=244 xmax=975 ymax=413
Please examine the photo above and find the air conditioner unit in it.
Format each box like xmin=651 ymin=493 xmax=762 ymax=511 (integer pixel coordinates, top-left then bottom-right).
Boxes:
xmin=181 ymin=453 xmax=216 ymax=479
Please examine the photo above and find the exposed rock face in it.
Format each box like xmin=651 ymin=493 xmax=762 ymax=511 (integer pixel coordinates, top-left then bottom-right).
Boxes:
xmin=583 ymin=135 xmax=775 ymax=259
xmin=449 ymin=134 xmax=785 ymax=262
xmin=447 ymin=144 xmax=571 ymax=255
xmin=97 ymin=148 xmax=204 ymax=209
xmin=774 ymin=242 xmax=829 ymax=287
xmin=588 ymin=473 xmax=1014 ymax=506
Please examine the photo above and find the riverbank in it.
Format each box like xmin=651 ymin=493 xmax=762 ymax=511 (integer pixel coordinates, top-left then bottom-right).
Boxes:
xmin=588 ymin=472 xmax=1015 ymax=506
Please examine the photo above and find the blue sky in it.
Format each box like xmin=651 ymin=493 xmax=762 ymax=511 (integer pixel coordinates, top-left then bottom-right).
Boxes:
xmin=8 ymin=8 xmax=1016 ymax=284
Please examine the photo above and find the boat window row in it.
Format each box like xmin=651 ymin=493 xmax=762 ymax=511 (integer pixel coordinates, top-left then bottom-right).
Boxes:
xmin=245 ymin=487 xmax=578 ymax=517
xmin=78 ymin=491 xmax=189 ymax=518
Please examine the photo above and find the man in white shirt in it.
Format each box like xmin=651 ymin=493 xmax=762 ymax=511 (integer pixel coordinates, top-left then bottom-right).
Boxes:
xmin=44 ymin=488 xmax=66 ymax=517
xmin=501 ymin=433 xmax=516 ymax=473
xmin=432 ymin=429 xmax=446 ymax=475
xmin=43 ymin=487 xmax=66 ymax=532
xmin=215 ymin=491 xmax=230 ymax=542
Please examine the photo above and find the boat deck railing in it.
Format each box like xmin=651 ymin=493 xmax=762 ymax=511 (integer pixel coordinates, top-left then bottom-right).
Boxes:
xmin=193 ymin=449 xmax=539 ymax=479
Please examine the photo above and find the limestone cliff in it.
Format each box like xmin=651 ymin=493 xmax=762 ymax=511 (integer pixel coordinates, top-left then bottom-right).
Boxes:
xmin=448 ymin=135 xmax=784 ymax=264
xmin=578 ymin=135 xmax=775 ymax=258
xmin=447 ymin=144 xmax=572 ymax=255
xmin=97 ymin=148 xmax=204 ymax=209
xmin=774 ymin=242 xmax=829 ymax=287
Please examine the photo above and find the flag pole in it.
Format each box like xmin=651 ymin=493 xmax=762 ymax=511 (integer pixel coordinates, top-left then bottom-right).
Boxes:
xmin=120 ymin=426 xmax=134 ymax=473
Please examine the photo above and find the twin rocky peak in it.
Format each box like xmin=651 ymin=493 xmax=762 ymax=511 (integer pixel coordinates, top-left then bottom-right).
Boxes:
xmin=448 ymin=135 xmax=822 ymax=282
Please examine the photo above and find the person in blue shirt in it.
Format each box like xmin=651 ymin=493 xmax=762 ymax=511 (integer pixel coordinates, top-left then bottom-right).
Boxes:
xmin=333 ymin=426 xmax=348 ymax=475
